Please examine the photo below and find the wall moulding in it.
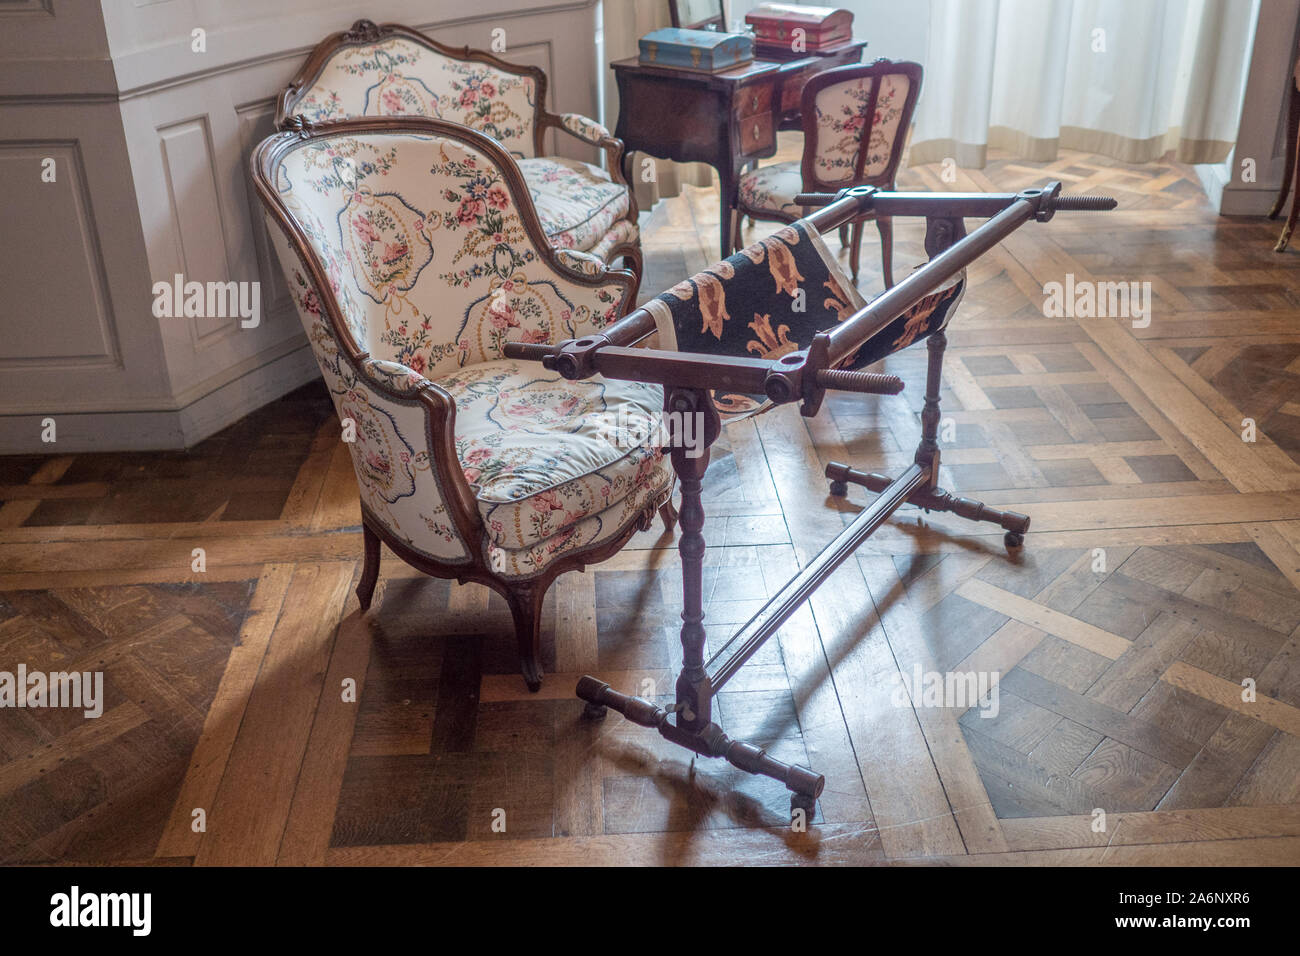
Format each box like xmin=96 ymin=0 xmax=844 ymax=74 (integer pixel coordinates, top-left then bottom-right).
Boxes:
xmin=102 ymin=0 xmax=598 ymax=100
xmin=0 ymin=1 xmax=603 ymax=452
xmin=0 ymin=137 xmax=122 ymax=371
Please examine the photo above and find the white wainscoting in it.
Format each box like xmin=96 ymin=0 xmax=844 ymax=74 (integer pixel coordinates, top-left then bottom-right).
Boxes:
xmin=0 ymin=0 xmax=602 ymax=453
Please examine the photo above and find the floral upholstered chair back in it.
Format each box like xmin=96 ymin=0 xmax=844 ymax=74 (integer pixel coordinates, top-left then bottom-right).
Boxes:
xmin=802 ymin=59 xmax=923 ymax=190
xmin=279 ymin=21 xmax=543 ymax=159
xmin=261 ymin=121 xmax=628 ymax=381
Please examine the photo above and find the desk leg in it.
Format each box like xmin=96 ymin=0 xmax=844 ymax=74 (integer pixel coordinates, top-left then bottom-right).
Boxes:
xmin=622 ymin=148 xmax=636 ymax=195
xmin=718 ymin=165 xmax=737 ymax=259
xmin=1278 ymin=114 xmax=1300 ymax=253
xmin=1270 ymin=84 xmax=1300 ymax=220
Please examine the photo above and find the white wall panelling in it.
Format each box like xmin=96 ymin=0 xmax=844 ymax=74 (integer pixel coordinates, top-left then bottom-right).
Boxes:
xmin=0 ymin=0 xmax=602 ymax=452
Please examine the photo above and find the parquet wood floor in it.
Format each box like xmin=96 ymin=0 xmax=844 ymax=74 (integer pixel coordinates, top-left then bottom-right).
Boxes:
xmin=2 ymin=144 xmax=1299 ymax=865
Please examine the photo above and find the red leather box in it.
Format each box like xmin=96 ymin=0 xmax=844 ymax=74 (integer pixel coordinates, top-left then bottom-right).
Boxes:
xmin=745 ymin=3 xmax=854 ymax=58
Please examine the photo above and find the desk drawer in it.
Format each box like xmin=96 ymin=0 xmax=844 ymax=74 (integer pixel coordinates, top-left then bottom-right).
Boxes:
xmin=735 ymin=83 xmax=773 ymax=120
xmin=780 ymin=66 xmax=815 ymax=113
xmin=739 ymin=112 xmax=775 ymax=157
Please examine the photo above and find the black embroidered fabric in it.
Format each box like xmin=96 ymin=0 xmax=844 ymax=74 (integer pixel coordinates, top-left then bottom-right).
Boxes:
xmin=653 ymin=221 xmax=965 ymax=415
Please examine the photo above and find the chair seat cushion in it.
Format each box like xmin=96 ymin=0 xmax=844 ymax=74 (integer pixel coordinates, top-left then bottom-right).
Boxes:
xmin=519 ymin=157 xmax=631 ymax=252
xmin=489 ymin=470 xmax=669 ymax=579
xmin=737 ymin=161 xmax=805 ymax=218
xmin=435 ymin=358 xmax=670 ymax=549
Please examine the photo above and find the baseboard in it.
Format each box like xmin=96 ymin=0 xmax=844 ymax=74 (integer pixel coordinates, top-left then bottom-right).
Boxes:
xmin=0 ymin=344 xmax=322 ymax=454
xmin=1219 ymin=182 xmax=1286 ymax=217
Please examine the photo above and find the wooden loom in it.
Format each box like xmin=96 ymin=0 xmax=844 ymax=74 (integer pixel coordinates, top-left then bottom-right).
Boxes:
xmin=504 ymin=183 xmax=1116 ymax=816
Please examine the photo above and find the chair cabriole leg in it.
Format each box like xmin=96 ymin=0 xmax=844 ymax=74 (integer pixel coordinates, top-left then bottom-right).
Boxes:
xmin=357 ymin=518 xmax=381 ymax=611
xmin=505 ymin=583 xmax=546 ymax=693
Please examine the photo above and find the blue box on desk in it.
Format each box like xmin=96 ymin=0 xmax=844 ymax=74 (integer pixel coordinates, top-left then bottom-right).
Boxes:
xmin=637 ymin=28 xmax=755 ymax=72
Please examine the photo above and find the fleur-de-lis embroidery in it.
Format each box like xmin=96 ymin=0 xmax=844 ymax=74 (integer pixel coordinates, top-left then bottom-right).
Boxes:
xmin=747 ymin=314 xmax=797 ymax=359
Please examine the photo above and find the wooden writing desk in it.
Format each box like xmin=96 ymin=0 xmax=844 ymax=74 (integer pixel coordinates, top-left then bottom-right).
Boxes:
xmin=611 ymin=39 xmax=867 ymax=258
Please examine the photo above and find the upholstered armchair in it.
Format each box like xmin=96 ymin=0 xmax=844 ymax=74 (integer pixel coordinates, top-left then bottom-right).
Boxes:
xmin=250 ymin=117 xmax=674 ymax=691
xmin=735 ymin=59 xmax=922 ymax=287
xmin=277 ymin=19 xmax=643 ymax=282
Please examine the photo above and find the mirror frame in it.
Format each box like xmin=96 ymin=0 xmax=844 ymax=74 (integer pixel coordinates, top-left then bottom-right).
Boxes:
xmin=668 ymin=0 xmax=728 ymax=31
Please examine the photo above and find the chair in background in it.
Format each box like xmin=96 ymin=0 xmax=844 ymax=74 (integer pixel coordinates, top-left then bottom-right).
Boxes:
xmin=278 ymin=19 xmax=644 ymax=283
xmin=251 ymin=116 xmax=674 ymax=691
xmin=734 ymin=59 xmax=922 ymax=287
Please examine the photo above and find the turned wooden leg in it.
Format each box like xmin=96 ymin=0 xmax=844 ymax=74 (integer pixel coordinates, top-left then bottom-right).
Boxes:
xmin=505 ymin=584 xmax=546 ymax=692
xmin=914 ymin=330 xmax=947 ymax=483
xmin=659 ymin=498 xmax=678 ymax=534
xmin=666 ymin=388 xmax=721 ymax=733
xmin=849 ymin=219 xmax=864 ymax=282
xmin=877 ymin=216 xmax=895 ymax=288
xmin=357 ymin=520 xmax=381 ymax=611
xmin=839 ymin=223 xmax=850 ymax=248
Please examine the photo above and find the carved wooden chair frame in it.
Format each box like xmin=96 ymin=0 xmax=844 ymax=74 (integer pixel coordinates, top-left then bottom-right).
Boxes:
xmin=736 ymin=59 xmax=923 ymax=287
xmin=276 ymin=18 xmax=644 ymax=283
xmin=250 ymin=116 xmax=674 ymax=692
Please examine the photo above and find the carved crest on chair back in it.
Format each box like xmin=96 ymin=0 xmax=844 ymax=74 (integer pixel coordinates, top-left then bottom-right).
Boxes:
xmin=343 ymin=18 xmax=384 ymax=44
xmin=277 ymin=19 xmax=548 ymax=159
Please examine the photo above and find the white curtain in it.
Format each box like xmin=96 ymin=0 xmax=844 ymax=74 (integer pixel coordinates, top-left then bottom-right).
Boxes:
xmin=598 ymin=0 xmax=1259 ymax=178
xmin=909 ymin=0 xmax=1260 ymax=167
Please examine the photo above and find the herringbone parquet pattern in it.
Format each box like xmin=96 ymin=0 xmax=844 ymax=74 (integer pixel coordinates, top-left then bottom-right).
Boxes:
xmin=2 ymin=144 xmax=1300 ymax=865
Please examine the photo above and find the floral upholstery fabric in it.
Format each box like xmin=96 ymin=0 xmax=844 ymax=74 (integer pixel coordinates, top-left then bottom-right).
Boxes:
xmin=812 ymin=71 xmax=912 ymax=183
xmin=272 ymin=132 xmax=628 ymax=382
xmin=292 ymin=37 xmax=540 ymax=158
xmin=554 ymin=248 xmax=608 ymax=277
xmin=586 ymin=218 xmax=640 ymax=263
xmin=435 ymin=358 xmax=669 ymax=550
xmin=559 ymin=112 xmax=612 ymax=144
xmin=490 ymin=461 xmax=670 ymax=579
xmin=267 ymin=227 xmax=470 ymax=565
xmin=518 ymin=157 xmax=631 ymax=252
xmin=737 ymin=161 xmax=806 ymax=218
xmin=362 ymin=356 xmax=426 ymax=393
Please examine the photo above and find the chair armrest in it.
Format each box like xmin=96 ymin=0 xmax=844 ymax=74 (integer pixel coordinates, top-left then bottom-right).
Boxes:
xmin=540 ymin=110 xmax=633 ymax=194
xmin=360 ymin=357 xmax=428 ymax=395
xmin=554 ymin=112 xmax=613 ymax=146
xmin=554 ymin=248 xmax=611 ymax=278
